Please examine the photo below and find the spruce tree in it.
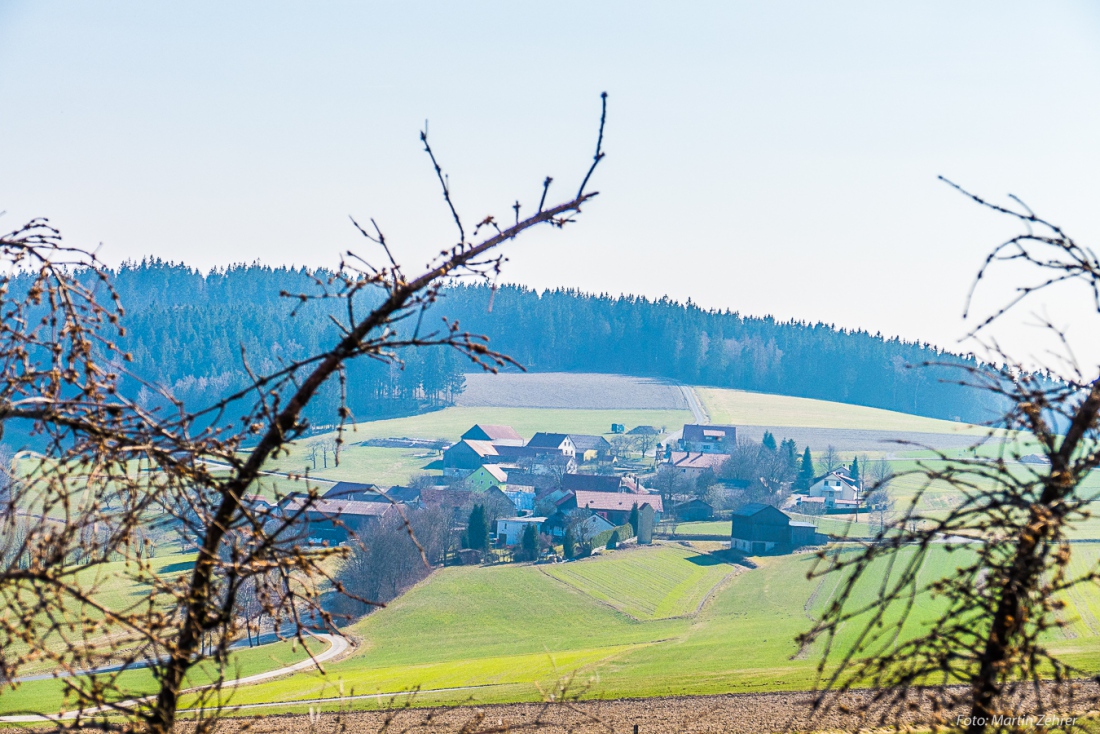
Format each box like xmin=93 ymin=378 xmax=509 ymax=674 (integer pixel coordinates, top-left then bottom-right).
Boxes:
xmin=628 ymin=504 xmax=640 ymax=537
xmin=782 ymin=438 xmax=798 ymax=472
xmin=520 ymin=524 xmax=538 ymax=561
xmin=465 ymin=504 xmax=489 ymax=552
xmin=762 ymin=431 xmax=777 ymax=452
xmin=562 ymin=527 xmax=575 ymax=560
xmin=796 ymin=447 xmax=815 ymax=491
xmin=849 ymin=457 xmax=860 ymax=486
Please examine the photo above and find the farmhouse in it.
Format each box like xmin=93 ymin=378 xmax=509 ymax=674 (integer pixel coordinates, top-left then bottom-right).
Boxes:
xmin=443 ymin=439 xmax=499 ymax=476
xmin=568 ymin=434 xmax=612 ymax=462
xmin=563 ymin=490 xmax=663 ymax=525
xmin=384 ymin=485 xmax=422 ymax=505
xmin=420 ymin=485 xmax=516 ymax=519
xmin=322 ymin=482 xmax=384 ymax=502
xmin=809 ymin=470 xmax=862 ymax=502
xmin=464 ymin=464 xmax=508 ymax=492
xmin=461 ymin=424 xmax=524 ymax=446
xmin=665 ymin=451 xmax=730 ymax=478
xmin=526 ymin=433 xmax=577 ymax=458
xmin=730 ymin=503 xmax=821 ymax=554
xmin=680 ymin=424 xmax=737 ymax=453
xmin=495 ymin=516 xmax=546 ymax=546
xmin=280 ymin=497 xmax=393 ymax=545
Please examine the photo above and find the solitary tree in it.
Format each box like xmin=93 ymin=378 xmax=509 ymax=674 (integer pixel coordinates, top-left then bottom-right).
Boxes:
xmin=464 ymin=504 xmax=490 ymax=552
xmin=848 ymin=456 xmax=860 ymax=486
xmin=761 ymin=431 xmax=777 ymax=452
xmin=562 ymin=527 xmax=576 ymax=560
xmin=628 ymin=504 xmax=640 ymax=537
xmin=520 ymin=523 xmax=538 ymax=562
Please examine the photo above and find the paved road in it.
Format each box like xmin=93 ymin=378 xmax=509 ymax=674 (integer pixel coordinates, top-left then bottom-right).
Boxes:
xmin=681 ymin=386 xmax=709 ymax=425
xmin=0 ymin=633 xmax=348 ymax=724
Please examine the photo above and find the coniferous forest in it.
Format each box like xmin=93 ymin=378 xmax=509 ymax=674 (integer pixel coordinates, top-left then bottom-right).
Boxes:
xmin=82 ymin=261 xmax=1000 ymax=428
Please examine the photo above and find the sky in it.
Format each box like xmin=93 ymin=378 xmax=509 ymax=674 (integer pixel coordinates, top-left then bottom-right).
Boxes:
xmin=2 ymin=2 xmax=1100 ymax=371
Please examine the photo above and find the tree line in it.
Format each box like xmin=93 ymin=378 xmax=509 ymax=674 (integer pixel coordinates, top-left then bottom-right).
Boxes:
xmin=6 ymin=260 xmax=1002 ymax=435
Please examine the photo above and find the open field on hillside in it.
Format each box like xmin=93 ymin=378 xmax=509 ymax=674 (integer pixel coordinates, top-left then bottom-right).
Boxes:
xmin=456 ymin=372 xmax=690 ymax=410
xmin=0 ymin=550 xmax=320 ymax=717
xmin=541 ymin=545 xmax=734 ymax=620
xmin=186 ymin=542 xmax=1100 ymax=713
xmin=0 ymin=638 xmax=322 ymax=717
xmin=697 ymin=386 xmax=983 ymax=434
xmin=2 ymin=553 xmax=200 ymax=678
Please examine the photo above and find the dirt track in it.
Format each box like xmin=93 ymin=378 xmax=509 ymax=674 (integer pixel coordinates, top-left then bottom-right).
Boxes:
xmin=208 ymin=685 xmax=1100 ymax=734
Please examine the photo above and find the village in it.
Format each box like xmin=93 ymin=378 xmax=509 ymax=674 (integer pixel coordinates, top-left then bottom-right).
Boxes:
xmin=266 ymin=422 xmax=873 ymax=561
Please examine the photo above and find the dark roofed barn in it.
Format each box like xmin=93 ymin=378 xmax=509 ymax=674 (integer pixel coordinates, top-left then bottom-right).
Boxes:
xmin=730 ymin=503 xmax=823 ymax=554
xmin=322 ymin=482 xmax=384 ymax=502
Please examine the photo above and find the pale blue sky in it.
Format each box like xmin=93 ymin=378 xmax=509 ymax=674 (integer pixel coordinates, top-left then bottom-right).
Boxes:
xmin=2 ymin=2 xmax=1099 ymax=367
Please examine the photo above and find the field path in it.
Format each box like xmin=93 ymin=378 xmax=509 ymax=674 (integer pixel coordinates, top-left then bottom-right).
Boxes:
xmin=0 ymin=634 xmax=348 ymax=724
xmin=681 ymin=386 xmax=709 ymax=425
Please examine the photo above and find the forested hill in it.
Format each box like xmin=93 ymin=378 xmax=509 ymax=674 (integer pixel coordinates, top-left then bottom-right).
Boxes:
xmin=84 ymin=262 xmax=997 ymax=425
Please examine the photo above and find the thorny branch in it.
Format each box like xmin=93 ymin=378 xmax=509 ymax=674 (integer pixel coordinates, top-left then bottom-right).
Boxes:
xmin=0 ymin=93 xmax=609 ymax=734
xmin=801 ymin=183 xmax=1100 ymax=733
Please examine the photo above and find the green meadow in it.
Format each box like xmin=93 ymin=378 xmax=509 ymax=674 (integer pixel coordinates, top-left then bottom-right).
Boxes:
xmin=184 ymin=542 xmax=1100 ymax=713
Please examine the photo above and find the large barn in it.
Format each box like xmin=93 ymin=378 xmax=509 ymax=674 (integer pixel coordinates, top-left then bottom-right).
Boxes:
xmin=730 ymin=503 xmax=823 ymax=554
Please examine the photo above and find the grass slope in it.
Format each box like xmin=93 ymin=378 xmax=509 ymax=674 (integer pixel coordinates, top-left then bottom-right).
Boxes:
xmin=697 ymin=386 xmax=981 ymax=434
xmin=542 ymin=546 xmax=732 ymax=620
xmin=206 ymin=543 xmax=1100 ymax=712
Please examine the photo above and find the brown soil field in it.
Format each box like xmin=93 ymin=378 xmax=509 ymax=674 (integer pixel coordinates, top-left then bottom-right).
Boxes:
xmin=455 ymin=372 xmax=688 ymax=410
xmin=207 ymin=684 xmax=1100 ymax=734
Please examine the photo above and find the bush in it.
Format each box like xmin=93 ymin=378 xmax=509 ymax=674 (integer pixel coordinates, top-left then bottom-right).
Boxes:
xmin=606 ymin=530 xmax=620 ymax=550
xmin=592 ymin=523 xmax=634 ymax=548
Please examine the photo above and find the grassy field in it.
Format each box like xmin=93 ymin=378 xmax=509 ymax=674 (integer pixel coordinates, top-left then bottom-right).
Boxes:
xmin=542 ymin=545 xmax=734 ymax=620
xmin=186 ymin=542 xmax=1100 ymax=713
xmin=696 ymin=386 xmax=982 ymax=434
xmin=0 ymin=638 xmax=322 ymax=716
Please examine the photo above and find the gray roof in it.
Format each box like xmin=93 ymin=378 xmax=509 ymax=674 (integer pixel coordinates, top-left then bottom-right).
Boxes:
xmin=731 ymin=502 xmax=772 ymax=517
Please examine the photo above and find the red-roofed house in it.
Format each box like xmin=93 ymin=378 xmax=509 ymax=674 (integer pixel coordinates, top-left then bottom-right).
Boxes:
xmin=279 ymin=497 xmax=394 ymax=545
xmin=666 ymin=451 xmax=730 ymax=478
xmin=560 ymin=490 xmax=663 ymax=525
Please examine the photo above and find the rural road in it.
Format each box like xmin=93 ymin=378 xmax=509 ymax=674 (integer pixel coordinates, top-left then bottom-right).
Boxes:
xmin=0 ymin=633 xmax=349 ymax=724
xmin=681 ymin=386 xmax=709 ymax=425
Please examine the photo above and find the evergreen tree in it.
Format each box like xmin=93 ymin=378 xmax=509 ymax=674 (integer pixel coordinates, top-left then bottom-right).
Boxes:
xmin=782 ymin=438 xmax=798 ymax=472
xmin=628 ymin=504 xmax=640 ymax=537
xmin=606 ymin=530 xmax=620 ymax=550
xmin=562 ymin=528 xmax=575 ymax=560
xmin=849 ymin=457 xmax=860 ymax=486
xmin=520 ymin=524 xmax=538 ymax=561
xmin=796 ymin=447 xmax=815 ymax=491
xmin=762 ymin=431 xmax=777 ymax=452
xmin=465 ymin=504 xmax=489 ymax=552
